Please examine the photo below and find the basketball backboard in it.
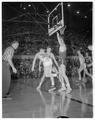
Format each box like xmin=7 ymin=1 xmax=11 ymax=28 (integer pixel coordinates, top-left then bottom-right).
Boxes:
xmin=48 ymin=2 xmax=64 ymax=36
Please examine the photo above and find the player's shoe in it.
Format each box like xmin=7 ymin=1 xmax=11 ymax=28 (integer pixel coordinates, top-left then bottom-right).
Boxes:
xmin=66 ymin=88 xmax=72 ymax=94
xmin=58 ymin=87 xmax=66 ymax=92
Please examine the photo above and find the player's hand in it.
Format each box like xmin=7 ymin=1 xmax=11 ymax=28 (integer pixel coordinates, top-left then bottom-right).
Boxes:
xmin=13 ymin=68 xmax=17 ymax=74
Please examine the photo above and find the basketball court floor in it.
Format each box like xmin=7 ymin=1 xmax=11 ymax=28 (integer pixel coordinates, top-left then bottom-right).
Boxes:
xmin=2 ymin=79 xmax=93 ymax=118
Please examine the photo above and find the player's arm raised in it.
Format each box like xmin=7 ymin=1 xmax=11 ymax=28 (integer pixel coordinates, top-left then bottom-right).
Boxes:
xmin=31 ymin=53 xmax=39 ymax=71
xmin=51 ymin=53 xmax=59 ymax=68
xmin=57 ymin=32 xmax=63 ymax=45
xmin=57 ymin=31 xmax=66 ymax=47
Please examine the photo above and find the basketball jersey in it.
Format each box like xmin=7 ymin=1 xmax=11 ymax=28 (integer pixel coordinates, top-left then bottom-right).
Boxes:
xmin=39 ymin=54 xmax=45 ymax=61
xmin=2 ymin=46 xmax=14 ymax=62
xmin=79 ymin=54 xmax=85 ymax=65
xmin=43 ymin=57 xmax=52 ymax=67
xmin=59 ymin=45 xmax=66 ymax=53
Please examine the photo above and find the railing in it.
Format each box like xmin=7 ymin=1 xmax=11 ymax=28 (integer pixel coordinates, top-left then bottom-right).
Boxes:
xmin=14 ymin=55 xmax=79 ymax=60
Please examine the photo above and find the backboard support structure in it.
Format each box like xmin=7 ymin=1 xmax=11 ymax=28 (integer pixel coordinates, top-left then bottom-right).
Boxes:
xmin=48 ymin=2 xmax=64 ymax=36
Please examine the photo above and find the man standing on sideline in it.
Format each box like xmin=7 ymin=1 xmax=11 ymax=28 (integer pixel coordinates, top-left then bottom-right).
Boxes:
xmin=2 ymin=41 xmax=19 ymax=99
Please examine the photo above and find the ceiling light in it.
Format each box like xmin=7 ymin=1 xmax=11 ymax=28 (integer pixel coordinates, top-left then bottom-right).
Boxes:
xmin=23 ymin=7 xmax=26 ymax=10
xmin=76 ymin=10 xmax=80 ymax=14
xmin=84 ymin=16 xmax=87 ymax=18
xmin=67 ymin=3 xmax=71 ymax=7
xmin=28 ymin=4 xmax=31 ymax=7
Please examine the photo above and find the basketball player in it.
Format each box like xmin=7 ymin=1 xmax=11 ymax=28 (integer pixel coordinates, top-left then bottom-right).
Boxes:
xmin=56 ymin=27 xmax=72 ymax=93
xmin=87 ymin=45 xmax=92 ymax=67
xmin=46 ymin=47 xmax=59 ymax=92
xmin=77 ymin=50 xmax=92 ymax=81
xmin=32 ymin=47 xmax=59 ymax=92
xmin=46 ymin=47 xmax=59 ymax=69
xmin=32 ymin=48 xmax=45 ymax=72
xmin=2 ymin=41 xmax=19 ymax=99
xmin=85 ymin=52 xmax=92 ymax=74
xmin=57 ymin=26 xmax=67 ymax=65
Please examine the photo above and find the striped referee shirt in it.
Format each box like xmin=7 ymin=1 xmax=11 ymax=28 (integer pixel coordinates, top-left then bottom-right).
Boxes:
xmin=2 ymin=46 xmax=14 ymax=62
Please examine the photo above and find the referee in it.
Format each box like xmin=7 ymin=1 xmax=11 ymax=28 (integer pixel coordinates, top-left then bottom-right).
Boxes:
xmin=2 ymin=41 xmax=19 ymax=99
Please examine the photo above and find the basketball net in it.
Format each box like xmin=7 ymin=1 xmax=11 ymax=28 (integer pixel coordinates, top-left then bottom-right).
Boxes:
xmin=59 ymin=25 xmax=66 ymax=35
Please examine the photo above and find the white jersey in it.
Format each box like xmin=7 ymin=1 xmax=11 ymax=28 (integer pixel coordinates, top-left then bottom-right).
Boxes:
xmin=39 ymin=54 xmax=45 ymax=61
xmin=79 ymin=54 xmax=85 ymax=66
xmin=43 ymin=57 xmax=52 ymax=67
xmin=59 ymin=45 xmax=66 ymax=52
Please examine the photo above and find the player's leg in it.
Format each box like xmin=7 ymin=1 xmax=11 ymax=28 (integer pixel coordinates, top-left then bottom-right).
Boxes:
xmin=78 ymin=65 xmax=84 ymax=80
xmin=62 ymin=68 xmax=72 ymax=93
xmin=58 ymin=74 xmax=66 ymax=92
xmin=63 ymin=74 xmax=72 ymax=93
xmin=37 ymin=73 xmax=45 ymax=90
xmin=48 ymin=75 xmax=56 ymax=92
xmin=84 ymin=67 xmax=92 ymax=78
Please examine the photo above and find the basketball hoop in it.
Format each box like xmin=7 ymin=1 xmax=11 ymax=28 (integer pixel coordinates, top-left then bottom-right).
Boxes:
xmin=48 ymin=2 xmax=64 ymax=36
xmin=59 ymin=25 xmax=66 ymax=35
